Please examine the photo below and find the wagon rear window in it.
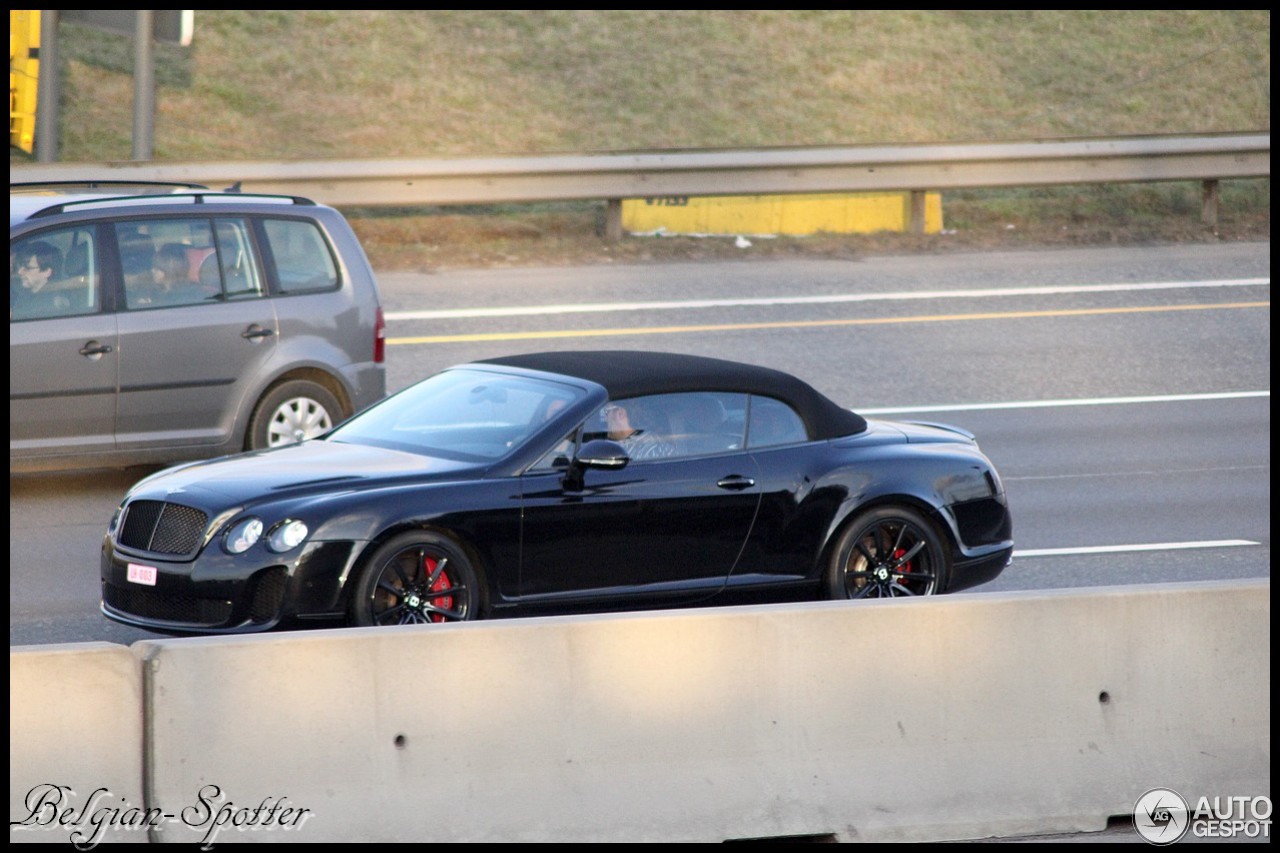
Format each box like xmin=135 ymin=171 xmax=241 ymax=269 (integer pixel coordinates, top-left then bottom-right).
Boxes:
xmin=262 ymin=219 xmax=339 ymax=293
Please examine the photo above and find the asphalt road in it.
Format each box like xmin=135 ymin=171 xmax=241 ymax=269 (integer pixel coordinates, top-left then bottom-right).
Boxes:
xmin=9 ymin=241 xmax=1270 ymax=646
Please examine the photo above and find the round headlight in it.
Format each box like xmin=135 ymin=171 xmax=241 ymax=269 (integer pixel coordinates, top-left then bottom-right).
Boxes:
xmin=224 ymin=517 xmax=264 ymax=554
xmin=267 ymin=519 xmax=309 ymax=553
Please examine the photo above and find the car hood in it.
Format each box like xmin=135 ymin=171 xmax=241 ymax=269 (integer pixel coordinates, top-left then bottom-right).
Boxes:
xmin=128 ymin=439 xmax=484 ymax=507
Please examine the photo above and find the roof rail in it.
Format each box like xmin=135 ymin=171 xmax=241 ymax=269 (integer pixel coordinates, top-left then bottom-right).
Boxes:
xmin=10 ymin=179 xmax=210 ymax=192
xmin=25 ymin=190 xmax=318 ymax=219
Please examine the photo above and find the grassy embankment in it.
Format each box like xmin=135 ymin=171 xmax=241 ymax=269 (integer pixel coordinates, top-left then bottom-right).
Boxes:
xmin=14 ymin=10 xmax=1270 ymax=270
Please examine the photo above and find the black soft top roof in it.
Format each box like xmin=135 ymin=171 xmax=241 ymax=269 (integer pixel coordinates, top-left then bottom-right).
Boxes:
xmin=476 ymin=350 xmax=867 ymax=439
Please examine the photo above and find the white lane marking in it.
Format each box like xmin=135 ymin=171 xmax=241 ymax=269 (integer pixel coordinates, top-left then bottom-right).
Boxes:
xmin=859 ymin=390 xmax=1270 ymax=415
xmin=386 ymin=278 xmax=1270 ymax=321
xmin=1005 ymin=464 xmax=1271 ymax=482
xmin=1015 ymin=540 xmax=1260 ymax=558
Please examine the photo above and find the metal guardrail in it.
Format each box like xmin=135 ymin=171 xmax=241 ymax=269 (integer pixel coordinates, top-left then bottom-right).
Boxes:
xmin=10 ymin=132 xmax=1269 ymax=237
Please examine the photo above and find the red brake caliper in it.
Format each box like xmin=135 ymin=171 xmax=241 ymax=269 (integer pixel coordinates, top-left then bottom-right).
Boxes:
xmin=893 ymin=548 xmax=912 ymax=583
xmin=422 ymin=555 xmax=453 ymax=623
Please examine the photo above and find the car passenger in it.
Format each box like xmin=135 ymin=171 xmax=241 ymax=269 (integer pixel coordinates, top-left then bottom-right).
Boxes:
xmin=147 ymin=243 xmax=194 ymax=304
xmin=11 ymin=241 xmax=68 ymax=319
xmin=605 ymin=400 xmax=676 ymax=460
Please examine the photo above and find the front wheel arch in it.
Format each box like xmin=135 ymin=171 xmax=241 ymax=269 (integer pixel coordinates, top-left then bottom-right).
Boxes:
xmin=822 ymin=503 xmax=952 ymax=600
xmin=347 ymin=526 xmax=491 ymax=626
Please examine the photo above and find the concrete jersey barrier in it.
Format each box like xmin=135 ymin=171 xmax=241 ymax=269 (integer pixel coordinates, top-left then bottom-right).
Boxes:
xmin=9 ymin=580 xmax=1270 ymax=843
xmin=9 ymin=642 xmax=144 ymax=846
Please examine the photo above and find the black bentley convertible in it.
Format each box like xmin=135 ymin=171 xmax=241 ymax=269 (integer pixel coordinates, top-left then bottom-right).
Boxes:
xmin=101 ymin=351 xmax=1013 ymax=633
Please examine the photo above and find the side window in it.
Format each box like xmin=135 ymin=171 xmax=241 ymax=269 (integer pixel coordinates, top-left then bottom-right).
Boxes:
xmin=213 ymin=219 xmax=265 ymax=299
xmin=747 ymin=396 xmax=809 ymax=448
xmin=527 ymin=431 xmax=577 ymax=473
xmin=583 ymin=392 xmax=747 ymax=460
xmin=117 ymin=218 xmax=264 ymax=310
xmin=262 ymin=218 xmax=340 ymax=294
xmin=11 ymin=225 xmax=100 ymax=321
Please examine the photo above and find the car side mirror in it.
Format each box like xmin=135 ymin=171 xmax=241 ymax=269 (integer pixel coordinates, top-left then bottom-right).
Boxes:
xmin=574 ymin=439 xmax=629 ymax=470
xmin=563 ymin=439 xmax=629 ymax=491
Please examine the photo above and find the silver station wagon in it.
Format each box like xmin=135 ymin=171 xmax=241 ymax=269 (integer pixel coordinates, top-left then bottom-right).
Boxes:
xmin=10 ymin=182 xmax=386 ymax=472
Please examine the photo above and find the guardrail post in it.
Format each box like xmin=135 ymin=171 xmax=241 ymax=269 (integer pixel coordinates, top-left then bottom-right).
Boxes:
xmin=604 ymin=199 xmax=623 ymax=242
xmin=1201 ymin=179 xmax=1220 ymax=229
xmin=35 ymin=10 xmax=60 ymax=162
xmin=131 ymin=11 xmax=157 ymax=162
xmin=908 ymin=190 xmax=926 ymax=235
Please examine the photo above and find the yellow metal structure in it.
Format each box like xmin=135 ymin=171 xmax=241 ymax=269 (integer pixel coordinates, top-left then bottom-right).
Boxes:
xmin=623 ymin=191 xmax=943 ymax=236
xmin=10 ymin=9 xmax=40 ymax=153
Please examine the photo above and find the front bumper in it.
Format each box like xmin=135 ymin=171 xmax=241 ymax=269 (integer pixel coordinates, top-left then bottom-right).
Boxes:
xmin=100 ymin=537 xmax=359 ymax=634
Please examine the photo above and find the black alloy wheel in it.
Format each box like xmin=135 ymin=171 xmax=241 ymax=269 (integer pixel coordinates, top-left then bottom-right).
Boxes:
xmin=353 ymin=533 xmax=480 ymax=626
xmin=826 ymin=506 xmax=949 ymax=599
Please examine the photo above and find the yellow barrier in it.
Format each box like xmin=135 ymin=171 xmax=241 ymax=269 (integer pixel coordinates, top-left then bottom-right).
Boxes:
xmin=623 ymin=191 xmax=943 ymax=236
xmin=10 ymin=9 xmax=40 ymax=153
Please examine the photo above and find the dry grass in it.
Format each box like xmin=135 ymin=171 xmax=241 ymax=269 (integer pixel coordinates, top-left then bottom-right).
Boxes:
xmin=27 ymin=10 xmax=1269 ymax=161
xmin=12 ymin=11 xmax=1270 ymax=270
xmin=348 ymin=181 xmax=1269 ymax=273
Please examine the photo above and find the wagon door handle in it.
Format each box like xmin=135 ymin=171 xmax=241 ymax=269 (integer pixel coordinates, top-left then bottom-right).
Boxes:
xmin=79 ymin=340 xmax=114 ymax=358
xmin=716 ymin=475 xmax=756 ymax=491
xmin=241 ymin=324 xmax=275 ymax=340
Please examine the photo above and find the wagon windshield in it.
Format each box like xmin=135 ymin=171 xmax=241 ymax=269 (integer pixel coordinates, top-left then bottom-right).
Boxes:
xmin=328 ymin=368 xmax=584 ymax=462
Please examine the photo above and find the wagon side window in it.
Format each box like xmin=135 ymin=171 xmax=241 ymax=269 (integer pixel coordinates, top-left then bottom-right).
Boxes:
xmin=212 ymin=218 xmax=266 ymax=299
xmin=10 ymin=225 xmax=101 ymax=321
xmin=116 ymin=218 xmax=265 ymax=309
xmin=261 ymin=218 xmax=340 ymax=294
xmin=747 ymin=396 xmax=808 ymax=448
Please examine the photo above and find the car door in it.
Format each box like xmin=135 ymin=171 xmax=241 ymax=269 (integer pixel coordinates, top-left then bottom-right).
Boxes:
xmin=517 ymin=392 xmax=761 ymax=603
xmin=112 ymin=216 xmax=279 ymax=452
xmin=10 ymin=223 xmax=118 ymax=462
xmin=734 ymin=395 xmax=841 ymax=582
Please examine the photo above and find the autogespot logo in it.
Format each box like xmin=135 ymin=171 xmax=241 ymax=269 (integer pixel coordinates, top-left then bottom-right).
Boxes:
xmin=1134 ymin=788 xmax=1191 ymax=845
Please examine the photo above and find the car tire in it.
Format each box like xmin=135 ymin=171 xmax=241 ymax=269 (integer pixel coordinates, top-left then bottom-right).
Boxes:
xmin=247 ymin=379 xmax=343 ymax=450
xmin=351 ymin=532 xmax=483 ymax=627
xmin=824 ymin=506 xmax=950 ymax=599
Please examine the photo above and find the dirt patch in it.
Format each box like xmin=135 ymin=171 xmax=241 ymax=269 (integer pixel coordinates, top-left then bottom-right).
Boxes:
xmin=348 ymin=198 xmax=1270 ymax=273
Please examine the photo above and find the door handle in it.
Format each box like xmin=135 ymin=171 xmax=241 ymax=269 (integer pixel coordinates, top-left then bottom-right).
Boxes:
xmin=716 ymin=475 xmax=756 ymax=491
xmin=241 ymin=324 xmax=275 ymax=340
xmin=79 ymin=340 xmax=113 ymax=359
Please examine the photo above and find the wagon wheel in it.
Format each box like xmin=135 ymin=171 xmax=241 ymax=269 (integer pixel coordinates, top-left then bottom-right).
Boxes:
xmin=248 ymin=379 xmax=344 ymax=450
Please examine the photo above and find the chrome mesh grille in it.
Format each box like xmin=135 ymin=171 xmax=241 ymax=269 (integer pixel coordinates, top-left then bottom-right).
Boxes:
xmin=118 ymin=500 xmax=163 ymax=547
xmin=118 ymin=500 xmax=208 ymax=556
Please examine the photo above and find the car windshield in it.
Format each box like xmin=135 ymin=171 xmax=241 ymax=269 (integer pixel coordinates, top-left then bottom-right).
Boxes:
xmin=328 ymin=368 xmax=583 ymax=462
